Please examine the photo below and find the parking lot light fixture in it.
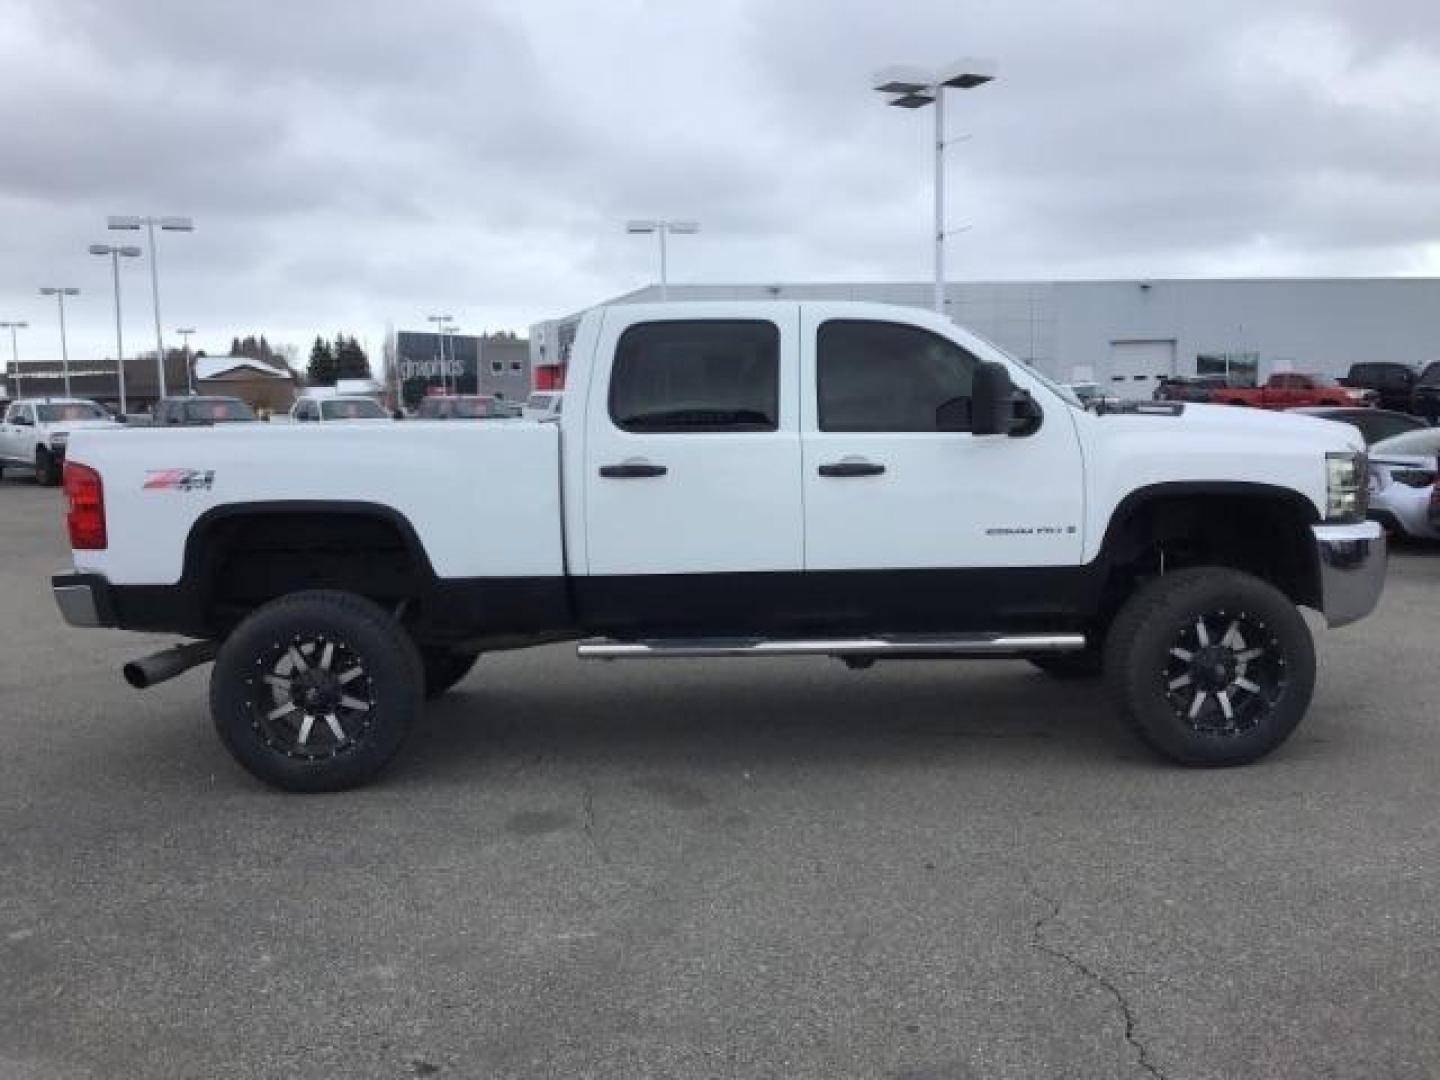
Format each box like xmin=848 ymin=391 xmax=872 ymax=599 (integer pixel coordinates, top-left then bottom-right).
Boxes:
xmin=625 ymin=220 xmax=701 ymax=302
xmin=108 ymin=214 xmax=195 ymax=398
xmin=427 ymin=314 xmax=454 ymax=394
xmin=872 ymin=58 xmax=996 ymax=315
xmin=39 ymin=287 xmax=80 ymax=396
xmin=0 ymin=320 xmax=27 ymax=396
xmin=90 ymin=243 xmax=144 ymax=415
xmin=176 ymin=328 xmax=197 ymax=393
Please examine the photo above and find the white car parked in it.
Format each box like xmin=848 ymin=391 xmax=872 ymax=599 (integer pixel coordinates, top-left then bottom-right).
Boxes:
xmin=522 ymin=391 xmax=564 ymax=421
xmin=292 ymin=396 xmax=392 ymax=423
xmin=0 ymin=398 xmax=121 ymax=486
xmin=1367 ymin=427 xmax=1440 ymax=540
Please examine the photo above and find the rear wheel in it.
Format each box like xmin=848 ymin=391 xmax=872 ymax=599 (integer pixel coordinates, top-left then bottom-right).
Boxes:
xmin=34 ymin=448 xmax=60 ymax=487
xmin=1104 ymin=567 xmax=1314 ymax=766
xmin=210 ymin=590 xmax=423 ymax=792
xmin=421 ymin=647 xmax=481 ymax=699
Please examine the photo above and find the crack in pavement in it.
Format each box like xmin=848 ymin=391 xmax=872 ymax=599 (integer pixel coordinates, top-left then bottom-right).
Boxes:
xmin=581 ymin=781 xmax=609 ymax=865
xmin=1027 ymin=883 xmax=1167 ymax=1080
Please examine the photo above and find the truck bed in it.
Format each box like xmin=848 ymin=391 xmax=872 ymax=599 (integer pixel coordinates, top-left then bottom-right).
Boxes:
xmin=65 ymin=421 xmax=564 ymax=585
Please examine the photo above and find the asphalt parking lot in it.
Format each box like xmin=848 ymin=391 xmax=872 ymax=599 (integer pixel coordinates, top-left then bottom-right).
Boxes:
xmin=2 ymin=478 xmax=1438 ymax=1080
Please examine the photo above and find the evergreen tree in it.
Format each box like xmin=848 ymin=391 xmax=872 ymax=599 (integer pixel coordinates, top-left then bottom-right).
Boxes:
xmin=307 ymin=336 xmax=337 ymax=385
xmin=334 ymin=335 xmax=371 ymax=380
xmin=230 ymin=336 xmax=242 ymax=357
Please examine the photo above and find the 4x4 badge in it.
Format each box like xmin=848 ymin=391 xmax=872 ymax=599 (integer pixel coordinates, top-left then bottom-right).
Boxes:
xmin=143 ymin=469 xmax=215 ymax=492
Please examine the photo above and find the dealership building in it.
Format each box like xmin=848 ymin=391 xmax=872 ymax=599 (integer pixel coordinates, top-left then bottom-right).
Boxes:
xmin=531 ymin=278 xmax=1440 ymax=398
xmin=388 ymin=330 xmax=531 ymax=408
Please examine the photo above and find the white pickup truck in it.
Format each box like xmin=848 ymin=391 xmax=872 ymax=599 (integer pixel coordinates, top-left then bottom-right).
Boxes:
xmin=52 ymin=302 xmax=1386 ymax=791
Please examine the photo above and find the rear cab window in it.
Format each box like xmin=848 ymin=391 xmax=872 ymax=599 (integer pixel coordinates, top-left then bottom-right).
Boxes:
xmin=608 ymin=320 xmax=780 ymax=433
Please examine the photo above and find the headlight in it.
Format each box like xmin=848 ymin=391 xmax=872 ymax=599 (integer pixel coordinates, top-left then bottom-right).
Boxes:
xmin=1326 ymin=451 xmax=1367 ymax=522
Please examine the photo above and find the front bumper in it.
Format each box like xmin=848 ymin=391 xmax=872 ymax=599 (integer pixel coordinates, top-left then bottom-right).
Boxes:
xmin=1312 ymin=522 xmax=1386 ymax=628
xmin=52 ymin=572 xmax=116 ymax=628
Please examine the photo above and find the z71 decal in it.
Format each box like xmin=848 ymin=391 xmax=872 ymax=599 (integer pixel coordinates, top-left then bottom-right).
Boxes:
xmin=143 ymin=469 xmax=215 ymax=492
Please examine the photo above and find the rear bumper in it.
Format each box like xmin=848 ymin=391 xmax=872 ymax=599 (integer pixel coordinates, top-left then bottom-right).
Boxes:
xmin=1312 ymin=522 xmax=1386 ymax=628
xmin=52 ymin=572 xmax=117 ymax=628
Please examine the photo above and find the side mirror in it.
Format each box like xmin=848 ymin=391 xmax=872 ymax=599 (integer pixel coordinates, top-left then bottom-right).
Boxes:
xmin=971 ymin=361 xmax=1015 ymax=436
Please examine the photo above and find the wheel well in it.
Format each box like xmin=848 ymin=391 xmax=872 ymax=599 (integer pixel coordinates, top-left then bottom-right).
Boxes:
xmin=192 ymin=510 xmax=429 ymax=635
xmin=1096 ymin=491 xmax=1320 ymax=623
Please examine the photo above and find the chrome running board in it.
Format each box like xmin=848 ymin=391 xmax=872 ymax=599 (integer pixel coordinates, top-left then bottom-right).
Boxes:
xmin=577 ymin=633 xmax=1086 ymax=660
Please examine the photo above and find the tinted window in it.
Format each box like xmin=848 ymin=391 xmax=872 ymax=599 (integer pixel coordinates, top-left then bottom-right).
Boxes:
xmin=321 ymin=399 xmax=386 ymax=420
xmin=1371 ymin=428 xmax=1440 ymax=456
xmin=1418 ymin=363 xmax=1440 ymax=387
xmin=188 ymin=398 xmax=255 ymax=422
xmin=610 ymin=320 xmax=779 ymax=433
xmin=818 ymin=319 xmax=978 ymax=432
xmin=37 ymin=402 xmax=107 ymax=422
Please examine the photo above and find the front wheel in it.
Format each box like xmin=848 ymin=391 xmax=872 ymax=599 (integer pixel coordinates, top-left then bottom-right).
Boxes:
xmin=210 ymin=590 xmax=423 ymax=792
xmin=1104 ymin=567 xmax=1315 ymax=766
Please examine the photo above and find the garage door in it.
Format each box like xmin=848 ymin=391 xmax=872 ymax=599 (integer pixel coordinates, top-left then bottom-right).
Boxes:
xmin=1108 ymin=340 xmax=1176 ymax=400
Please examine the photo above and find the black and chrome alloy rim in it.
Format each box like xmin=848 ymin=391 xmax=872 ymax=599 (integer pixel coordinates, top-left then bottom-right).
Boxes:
xmin=1163 ymin=611 xmax=1285 ymax=736
xmin=244 ymin=634 xmax=376 ymax=761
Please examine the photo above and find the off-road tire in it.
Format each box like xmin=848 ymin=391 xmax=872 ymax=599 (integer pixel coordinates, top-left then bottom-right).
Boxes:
xmin=1104 ymin=567 xmax=1314 ymax=766
xmin=210 ymin=590 xmax=423 ymax=792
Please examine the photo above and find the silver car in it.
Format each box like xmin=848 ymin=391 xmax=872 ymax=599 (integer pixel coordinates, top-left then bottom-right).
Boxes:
xmin=1367 ymin=427 xmax=1440 ymax=540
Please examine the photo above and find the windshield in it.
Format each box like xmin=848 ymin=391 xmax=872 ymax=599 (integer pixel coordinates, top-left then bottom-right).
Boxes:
xmin=1420 ymin=363 xmax=1440 ymax=387
xmin=189 ymin=399 xmax=256 ymax=422
xmin=321 ymin=398 xmax=386 ymax=420
xmin=1371 ymin=428 xmax=1440 ymax=456
xmin=37 ymin=402 xmax=107 ymax=423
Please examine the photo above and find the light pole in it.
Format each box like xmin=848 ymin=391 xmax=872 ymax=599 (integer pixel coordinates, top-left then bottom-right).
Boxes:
xmin=107 ymin=214 xmax=195 ymax=397
xmin=427 ymin=314 xmax=453 ymax=394
xmin=873 ymin=59 xmax=996 ymax=314
xmin=176 ymin=328 xmax=196 ymax=393
xmin=625 ymin=220 xmax=700 ymax=301
xmin=39 ymin=287 xmax=80 ymax=395
xmin=89 ymin=244 xmax=142 ymax=414
xmin=443 ymin=325 xmax=464 ymax=393
xmin=0 ymin=321 xmax=26 ymax=397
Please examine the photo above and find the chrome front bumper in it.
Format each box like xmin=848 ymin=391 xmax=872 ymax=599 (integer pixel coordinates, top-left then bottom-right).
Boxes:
xmin=1312 ymin=522 xmax=1386 ymax=628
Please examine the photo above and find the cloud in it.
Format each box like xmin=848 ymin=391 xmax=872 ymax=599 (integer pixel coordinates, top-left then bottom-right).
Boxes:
xmin=0 ymin=0 xmax=1437 ymax=360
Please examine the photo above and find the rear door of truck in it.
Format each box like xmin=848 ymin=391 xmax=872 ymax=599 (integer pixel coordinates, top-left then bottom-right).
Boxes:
xmin=577 ymin=304 xmax=804 ymax=632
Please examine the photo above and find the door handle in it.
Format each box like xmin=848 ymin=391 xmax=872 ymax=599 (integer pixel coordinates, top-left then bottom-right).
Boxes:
xmin=599 ymin=462 xmax=668 ymax=478
xmin=818 ymin=460 xmax=886 ymax=478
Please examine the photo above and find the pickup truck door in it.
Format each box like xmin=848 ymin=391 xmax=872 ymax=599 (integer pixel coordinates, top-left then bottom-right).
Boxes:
xmin=580 ymin=308 xmax=804 ymax=632
xmin=0 ymin=403 xmax=29 ymax=462
xmin=797 ymin=306 xmax=1087 ymax=630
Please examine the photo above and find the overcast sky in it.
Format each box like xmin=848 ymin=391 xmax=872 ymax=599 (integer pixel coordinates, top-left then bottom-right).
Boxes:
xmin=1 ymin=0 xmax=1438 ymax=361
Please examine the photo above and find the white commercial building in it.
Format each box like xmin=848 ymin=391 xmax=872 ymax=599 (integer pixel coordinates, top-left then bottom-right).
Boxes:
xmin=532 ymin=278 xmax=1440 ymax=398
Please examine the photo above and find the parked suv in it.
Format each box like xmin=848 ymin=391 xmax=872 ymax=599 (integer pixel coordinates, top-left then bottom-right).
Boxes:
xmin=0 ymin=398 xmax=120 ymax=486
xmin=152 ymin=396 xmax=257 ymax=426
xmin=1410 ymin=361 xmax=1440 ymax=425
xmin=1342 ymin=362 xmax=1418 ymax=413
xmin=1154 ymin=375 xmax=1229 ymax=403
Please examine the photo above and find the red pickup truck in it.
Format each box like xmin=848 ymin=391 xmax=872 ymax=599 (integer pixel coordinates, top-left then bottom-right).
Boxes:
xmin=1211 ymin=373 xmax=1377 ymax=410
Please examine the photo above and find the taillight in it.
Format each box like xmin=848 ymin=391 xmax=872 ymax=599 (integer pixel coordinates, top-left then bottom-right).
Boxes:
xmin=63 ymin=461 xmax=107 ymax=550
